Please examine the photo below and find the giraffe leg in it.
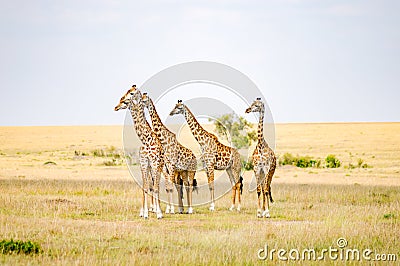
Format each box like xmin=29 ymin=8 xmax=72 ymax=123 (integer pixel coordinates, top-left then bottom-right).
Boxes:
xmin=226 ymin=168 xmax=237 ymax=211
xmin=148 ymin=175 xmax=153 ymax=213
xmin=175 ymin=172 xmax=184 ymax=214
xmin=230 ymin=186 xmax=236 ymax=211
xmin=263 ymin=165 xmax=274 ymax=218
xmin=262 ymin=183 xmax=270 ymax=218
xmin=206 ymin=165 xmax=216 ymax=211
xmin=263 ymin=187 xmax=271 ymax=218
xmin=186 ymin=171 xmax=195 ymax=214
xmin=139 ymin=154 xmax=149 ymax=218
xmin=151 ymin=166 xmax=163 ymax=219
xmin=163 ymin=181 xmax=174 ymax=214
xmin=169 ymin=170 xmax=177 ymax=214
xmin=143 ymin=190 xmax=149 ymax=219
xmin=236 ymin=179 xmax=242 ymax=212
xmin=163 ymin=165 xmax=172 ymax=214
xmin=257 ymin=184 xmax=262 ymax=218
xmin=231 ymin=150 xmax=242 ymax=212
xmin=140 ymin=188 xmax=144 ymax=217
xmin=146 ymin=177 xmax=153 ymax=218
xmin=254 ymin=167 xmax=264 ymax=218
xmin=149 ymin=191 xmax=155 ymax=213
xmin=154 ymin=190 xmax=162 ymax=219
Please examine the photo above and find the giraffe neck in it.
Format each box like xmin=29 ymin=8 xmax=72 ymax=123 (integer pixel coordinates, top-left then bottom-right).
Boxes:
xmin=184 ymin=105 xmax=207 ymax=142
xmin=130 ymin=101 xmax=153 ymax=144
xmin=147 ymin=98 xmax=173 ymax=143
xmin=257 ymin=110 xmax=265 ymax=146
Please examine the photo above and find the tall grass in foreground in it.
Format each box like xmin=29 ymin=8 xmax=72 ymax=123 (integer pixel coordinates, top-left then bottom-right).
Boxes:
xmin=0 ymin=179 xmax=399 ymax=265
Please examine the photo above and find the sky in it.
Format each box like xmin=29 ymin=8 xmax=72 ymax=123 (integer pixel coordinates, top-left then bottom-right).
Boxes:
xmin=0 ymin=0 xmax=399 ymax=126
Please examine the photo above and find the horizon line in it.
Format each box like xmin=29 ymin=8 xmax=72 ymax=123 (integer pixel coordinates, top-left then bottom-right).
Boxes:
xmin=1 ymin=121 xmax=399 ymax=127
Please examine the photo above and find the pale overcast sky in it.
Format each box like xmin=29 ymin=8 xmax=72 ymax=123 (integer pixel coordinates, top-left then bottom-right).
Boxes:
xmin=1 ymin=0 xmax=399 ymax=126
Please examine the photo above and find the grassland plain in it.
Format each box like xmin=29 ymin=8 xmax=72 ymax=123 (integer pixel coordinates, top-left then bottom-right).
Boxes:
xmin=0 ymin=123 xmax=399 ymax=265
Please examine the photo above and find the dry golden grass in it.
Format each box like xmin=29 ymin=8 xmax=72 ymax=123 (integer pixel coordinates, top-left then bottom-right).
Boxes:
xmin=0 ymin=123 xmax=399 ymax=265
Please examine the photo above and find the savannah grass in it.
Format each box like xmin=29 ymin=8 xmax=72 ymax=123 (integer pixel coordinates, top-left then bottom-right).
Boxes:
xmin=1 ymin=123 xmax=399 ymax=264
xmin=0 ymin=179 xmax=398 ymax=265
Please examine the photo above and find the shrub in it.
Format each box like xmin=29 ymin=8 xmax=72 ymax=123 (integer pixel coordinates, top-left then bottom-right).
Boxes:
xmin=92 ymin=149 xmax=105 ymax=157
xmin=295 ymin=156 xmax=319 ymax=168
xmin=279 ymin=153 xmax=321 ymax=168
xmin=102 ymin=159 xmax=118 ymax=166
xmin=241 ymin=158 xmax=254 ymax=171
xmin=0 ymin=239 xmax=42 ymax=255
xmin=326 ymin=154 xmax=341 ymax=168
xmin=280 ymin=153 xmax=296 ymax=166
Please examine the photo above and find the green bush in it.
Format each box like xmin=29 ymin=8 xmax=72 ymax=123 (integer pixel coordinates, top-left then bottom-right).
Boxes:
xmin=326 ymin=154 xmax=341 ymax=168
xmin=280 ymin=153 xmax=296 ymax=166
xmin=241 ymin=158 xmax=254 ymax=171
xmin=279 ymin=153 xmax=321 ymax=168
xmin=92 ymin=149 xmax=105 ymax=157
xmin=0 ymin=239 xmax=42 ymax=255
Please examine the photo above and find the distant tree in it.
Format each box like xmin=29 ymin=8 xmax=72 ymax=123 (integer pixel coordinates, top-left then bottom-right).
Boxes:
xmin=210 ymin=113 xmax=257 ymax=149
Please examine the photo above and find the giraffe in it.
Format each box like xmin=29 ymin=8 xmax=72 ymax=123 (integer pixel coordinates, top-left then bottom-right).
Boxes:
xmin=142 ymin=93 xmax=198 ymax=214
xmin=169 ymin=100 xmax=243 ymax=211
xmin=114 ymin=85 xmax=163 ymax=219
xmin=245 ymin=97 xmax=276 ymax=218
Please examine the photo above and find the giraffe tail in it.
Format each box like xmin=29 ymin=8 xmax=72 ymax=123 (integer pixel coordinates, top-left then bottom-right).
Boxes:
xmin=239 ymin=176 xmax=243 ymax=195
xmin=179 ymin=177 xmax=184 ymax=200
xmin=268 ymin=186 xmax=274 ymax=203
xmin=193 ymin=179 xmax=198 ymax=193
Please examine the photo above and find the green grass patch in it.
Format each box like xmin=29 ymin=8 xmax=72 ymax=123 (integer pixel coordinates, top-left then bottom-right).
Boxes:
xmin=0 ymin=239 xmax=42 ymax=255
xmin=383 ymin=213 xmax=395 ymax=219
xmin=325 ymin=154 xmax=341 ymax=168
xmin=279 ymin=153 xmax=321 ymax=168
xmin=241 ymin=158 xmax=254 ymax=171
xmin=92 ymin=146 xmax=121 ymax=159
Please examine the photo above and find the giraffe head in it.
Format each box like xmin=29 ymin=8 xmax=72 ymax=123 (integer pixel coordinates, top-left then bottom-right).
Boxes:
xmin=141 ymin=92 xmax=151 ymax=109
xmin=169 ymin=100 xmax=185 ymax=116
xmin=114 ymin=85 xmax=140 ymax=111
xmin=245 ymin=97 xmax=264 ymax=114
